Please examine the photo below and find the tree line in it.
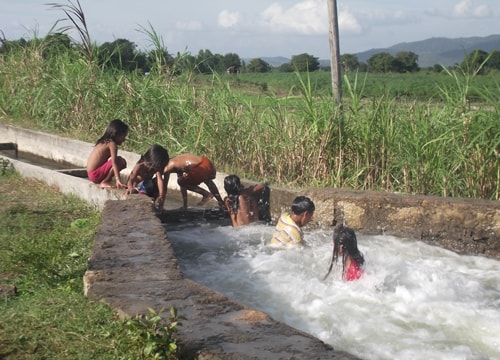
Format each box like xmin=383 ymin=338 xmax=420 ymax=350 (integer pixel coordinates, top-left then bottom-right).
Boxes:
xmin=341 ymin=50 xmax=500 ymax=74
xmin=1 ymin=32 xmax=499 ymax=75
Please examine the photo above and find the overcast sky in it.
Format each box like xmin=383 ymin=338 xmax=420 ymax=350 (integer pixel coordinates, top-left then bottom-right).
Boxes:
xmin=1 ymin=0 xmax=498 ymax=59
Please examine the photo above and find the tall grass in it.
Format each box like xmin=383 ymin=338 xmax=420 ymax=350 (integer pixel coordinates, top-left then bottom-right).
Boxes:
xmin=0 ymin=10 xmax=498 ymax=200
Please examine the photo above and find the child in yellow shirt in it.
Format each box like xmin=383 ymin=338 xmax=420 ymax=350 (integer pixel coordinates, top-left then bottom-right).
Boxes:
xmin=271 ymin=196 xmax=315 ymax=247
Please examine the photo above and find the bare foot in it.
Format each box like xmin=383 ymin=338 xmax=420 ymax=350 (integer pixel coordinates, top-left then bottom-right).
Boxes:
xmin=197 ymin=194 xmax=214 ymax=206
xmin=99 ymin=182 xmax=115 ymax=189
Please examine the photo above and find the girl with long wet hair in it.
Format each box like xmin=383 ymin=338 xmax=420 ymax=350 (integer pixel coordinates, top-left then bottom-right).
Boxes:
xmin=324 ymin=225 xmax=365 ymax=281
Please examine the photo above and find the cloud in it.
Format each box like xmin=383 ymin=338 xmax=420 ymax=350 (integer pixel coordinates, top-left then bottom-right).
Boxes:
xmin=338 ymin=7 xmax=362 ymax=34
xmin=428 ymin=0 xmax=493 ymax=18
xmin=261 ymin=0 xmax=327 ymax=34
xmin=354 ymin=7 xmax=415 ymax=26
xmin=452 ymin=0 xmax=492 ymax=18
xmin=218 ymin=10 xmax=239 ymax=28
xmin=259 ymin=0 xmax=367 ymax=36
xmin=175 ymin=20 xmax=202 ymax=31
xmin=336 ymin=6 xmax=417 ymax=38
xmin=452 ymin=0 xmax=491 ymax=18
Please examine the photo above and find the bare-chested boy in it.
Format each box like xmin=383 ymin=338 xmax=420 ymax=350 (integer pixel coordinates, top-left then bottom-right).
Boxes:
xmin=223 ymin=174 xmax=271 ymax=227
xmin=163 ymin=153 xmax=224 ymax=209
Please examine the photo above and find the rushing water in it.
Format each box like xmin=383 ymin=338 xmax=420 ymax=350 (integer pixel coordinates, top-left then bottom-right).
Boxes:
xmin=166 ymin=223 xmax=500 ymax=360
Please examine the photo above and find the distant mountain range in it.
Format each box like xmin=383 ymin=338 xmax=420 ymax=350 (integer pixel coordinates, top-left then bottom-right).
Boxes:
xmin=249 ymin=34 xmax=500 ymax=69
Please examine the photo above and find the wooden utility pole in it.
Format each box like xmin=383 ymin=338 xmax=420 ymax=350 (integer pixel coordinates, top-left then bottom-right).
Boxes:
xmin=327 ymin=0 xmax=342 ymax=103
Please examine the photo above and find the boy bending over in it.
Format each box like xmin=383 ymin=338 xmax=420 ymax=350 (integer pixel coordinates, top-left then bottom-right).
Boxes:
xmin=164 ymin=153 xmax=224 ymax=209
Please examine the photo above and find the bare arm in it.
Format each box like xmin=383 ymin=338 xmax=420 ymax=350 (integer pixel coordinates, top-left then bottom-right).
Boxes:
xmin=241 ymin=182 xmax=266 ymax=196
xmin=156 ymin=171 xmax=169 ymax=211
xmin=126 ymin=163 xmax=142 ymax=194
xmin=109 ymin=141 xmax=125 ymax=188
xmin=251 ymin=182 xmax=266 ymax=194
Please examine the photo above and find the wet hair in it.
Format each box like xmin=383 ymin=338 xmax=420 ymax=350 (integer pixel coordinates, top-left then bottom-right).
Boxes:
xmin=224 ymin=174 xmax=243 ymax=215
xmin=96 ymin=119 xmax=129 ymax=145
xmin=142 ymin=178 xmax=159 ymax=199
xmin=333 ymin=225 xmax=365 ymax=277
xmin=291 ymin=196 xmax=315 ymax=215
xmin=139 ymin=144 xmax=169 ymax=172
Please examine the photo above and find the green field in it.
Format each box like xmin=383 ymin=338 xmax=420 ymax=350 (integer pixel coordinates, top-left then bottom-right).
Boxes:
xmin=220 ymin=69 xmax=499 ymax=99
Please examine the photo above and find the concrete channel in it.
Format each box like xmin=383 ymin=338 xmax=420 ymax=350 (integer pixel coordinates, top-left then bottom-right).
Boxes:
xmin=0 ymin=124 xmax=359 ymax=359
xmin=2 ymin=123 xmax=499 ymax=359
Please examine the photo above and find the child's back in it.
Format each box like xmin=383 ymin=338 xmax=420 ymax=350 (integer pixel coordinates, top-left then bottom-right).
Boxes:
xmin=166 ymin=154 xmax=208 ymax=177
xmin=164 ymin=153 xmax=224 ymax=209
xmin=87 ymin=142 xmax=114 ymax=173
xmin=224 ymin=174 xmax=269 ymax=227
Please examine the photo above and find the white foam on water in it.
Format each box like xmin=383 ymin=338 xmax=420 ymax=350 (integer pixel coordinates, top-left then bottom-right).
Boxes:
xmin=167 ymin=223 xmax=500 ymax=360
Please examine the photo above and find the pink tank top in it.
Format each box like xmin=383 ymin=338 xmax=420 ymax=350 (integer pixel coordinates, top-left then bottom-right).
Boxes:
xmin=345 ymin=260 xmax=363 ymax=281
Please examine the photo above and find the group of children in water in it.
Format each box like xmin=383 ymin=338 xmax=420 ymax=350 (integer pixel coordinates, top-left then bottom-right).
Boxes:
xmin=86 ymin=119 xmax=365 ymax=281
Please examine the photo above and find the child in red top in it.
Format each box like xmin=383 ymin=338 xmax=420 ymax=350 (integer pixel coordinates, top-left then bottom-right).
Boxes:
xmin=332 ymin=225 xmax=365 ymax=281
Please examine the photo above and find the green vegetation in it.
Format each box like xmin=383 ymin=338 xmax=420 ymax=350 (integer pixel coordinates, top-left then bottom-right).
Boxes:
xmin=345 ymin=49 xmax=500 ymax=74
xmin=231 ymin=70 xmax=499 ymax=99
xmin=0 ymin=165 xmax=180 ymax=359
xmin=124 ymin=307 xmax=182 ymax=359
xmin=0 ymin=2 xmax=499 ymax=200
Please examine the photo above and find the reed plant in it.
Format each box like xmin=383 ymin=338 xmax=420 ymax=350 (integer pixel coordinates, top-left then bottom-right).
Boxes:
xmin=0 ymin=3 xmax=498 ymax=200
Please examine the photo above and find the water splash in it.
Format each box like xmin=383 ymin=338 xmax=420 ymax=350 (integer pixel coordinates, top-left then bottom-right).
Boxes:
xmin=167 ymin=223 xmax=500 ymax=360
